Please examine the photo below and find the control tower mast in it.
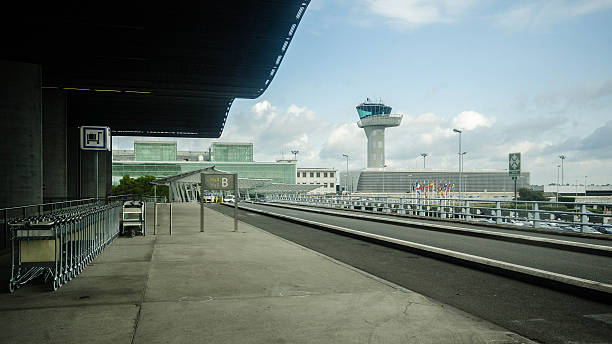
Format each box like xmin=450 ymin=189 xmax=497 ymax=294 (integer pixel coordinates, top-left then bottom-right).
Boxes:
xmin=356 ymin=99 xmax=402 ymax=168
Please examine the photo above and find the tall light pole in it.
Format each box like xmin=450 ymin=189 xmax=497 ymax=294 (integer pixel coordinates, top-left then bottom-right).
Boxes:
xmin=584 ymin=175 xmax=588 ymax=196
xmin=559 ymin=155 xmax=566 ymax=185
xmin=453 ymin=128 xmax=462 ymax=201
xmin=556 ymin=164 xmax=560 ymax=202
xmin=342 ymin=154 xmax=349 ymax=193
xmin=461 ymin=152 xmax=467 ymax=194
xmin=420 ymin=153 xmax=428 ymax=168
xmin=382 ymin=164 xmax=387 ymax=194
xmin=291 ymin=150 xmax=299 ymax=161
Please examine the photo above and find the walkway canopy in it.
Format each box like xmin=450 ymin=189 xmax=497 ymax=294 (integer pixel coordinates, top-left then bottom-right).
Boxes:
xmin=151 ymin=167 xmax=321 ymax=202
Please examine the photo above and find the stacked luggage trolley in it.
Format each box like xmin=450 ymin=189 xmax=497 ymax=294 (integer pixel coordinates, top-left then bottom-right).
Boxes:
xmin=8 ymin=201 xmax=122 ymax=292
xmin=121 ymin=201 xmax=145 ymax=237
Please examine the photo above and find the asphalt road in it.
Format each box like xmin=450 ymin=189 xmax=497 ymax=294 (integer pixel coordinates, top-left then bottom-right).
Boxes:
xmin=239 ymin=203 xmax=612 ymax=284
xmin=272 ymin=202 xmax=612 ymax=247
xmin=211 ymin=203 xmax=612 ymax=344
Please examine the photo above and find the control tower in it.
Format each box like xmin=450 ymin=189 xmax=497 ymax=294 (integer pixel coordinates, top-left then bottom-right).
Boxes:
xmin=356 ymin=99 xmax=402 ymax=168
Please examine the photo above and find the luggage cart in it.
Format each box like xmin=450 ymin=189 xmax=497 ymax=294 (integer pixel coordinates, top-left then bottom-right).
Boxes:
xmin=8 ymin=202 xmax=122 ymax=292
xmin=9 ymin=220 xmax=66 ymax=292
xmin=121 ymin=201 xmax=145 ymax=237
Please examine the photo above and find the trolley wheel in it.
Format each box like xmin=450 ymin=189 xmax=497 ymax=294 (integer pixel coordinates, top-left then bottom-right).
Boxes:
xmin=52 ymin=279 xmax=59 ymax=291
xmin=8 ymin=282 xmax=15 ymax=293
xmin=130 ymin=230 xmax=135 ymax=238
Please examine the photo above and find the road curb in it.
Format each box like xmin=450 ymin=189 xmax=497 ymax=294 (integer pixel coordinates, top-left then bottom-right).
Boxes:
xmin=259 ymin=202 xmax=612 ymax=257
xmin=237 ymin=203 xmax=612 ymax=303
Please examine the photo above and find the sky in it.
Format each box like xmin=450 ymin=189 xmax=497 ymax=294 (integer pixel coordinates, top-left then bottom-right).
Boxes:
xmin=113 ymin=0 xmax=612 ymax=186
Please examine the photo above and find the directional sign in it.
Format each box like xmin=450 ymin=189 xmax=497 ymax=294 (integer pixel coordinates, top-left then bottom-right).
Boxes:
xmin=202 ymin=174 xmax=236 ymax=191
xmin=509 ymin=152 xmax=521 ymax=178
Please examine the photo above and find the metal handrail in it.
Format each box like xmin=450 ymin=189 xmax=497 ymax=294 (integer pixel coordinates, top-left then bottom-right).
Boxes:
xmin=267 ymin=194 xmax=612 ymax=235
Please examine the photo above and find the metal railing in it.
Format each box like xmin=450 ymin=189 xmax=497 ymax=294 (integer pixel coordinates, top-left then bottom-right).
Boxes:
xmin=268 ymin=194 xmax=612 ymax=235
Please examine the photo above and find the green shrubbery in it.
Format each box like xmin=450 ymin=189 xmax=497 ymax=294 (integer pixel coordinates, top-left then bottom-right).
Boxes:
xmin=112 ymin=175 xmax=168 ymax=198
xmin=518 ymin=188 xmax=548 ymax=201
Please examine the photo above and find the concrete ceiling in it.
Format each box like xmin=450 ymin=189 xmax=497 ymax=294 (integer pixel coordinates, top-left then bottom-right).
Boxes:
xmin=1 ymin=1 xmax=310 ymax=137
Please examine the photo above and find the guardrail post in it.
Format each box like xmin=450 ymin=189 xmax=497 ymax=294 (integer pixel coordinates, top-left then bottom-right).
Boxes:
xmin=495 ymin=202 xmax=502 ymax=224
xmin=153 ymin=202 xmax=158 ymax=235
xmin=439 ymin=199 xmax=445 ymax=219
xmin=169 ymin=203 xmax=173 ymax=235
xmin=580 ymin=204 xmax=588 ymax=232
xmin=533 ymin=203 xmax=540 ymax=228
xmin=465 ymin=201 xmax=471 ymax=221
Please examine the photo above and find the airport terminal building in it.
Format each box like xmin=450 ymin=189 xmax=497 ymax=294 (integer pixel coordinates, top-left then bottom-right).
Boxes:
xmin=357 ymin=168 xmax=530 ymax=193
xmin=113 ymin=141 xmax=296 ymax=185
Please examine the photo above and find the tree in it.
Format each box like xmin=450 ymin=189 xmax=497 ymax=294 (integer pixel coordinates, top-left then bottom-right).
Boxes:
xmin=518 ymin=188 xmax=548 ymax=201
xmin=112 ymin=175 xmax=168 ymax=198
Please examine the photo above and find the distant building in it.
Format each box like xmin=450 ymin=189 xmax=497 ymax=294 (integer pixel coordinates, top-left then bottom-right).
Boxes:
xmin=112 ymin=141 xmax=295 ymax=185
xmin=297 ymin=168 xmax=337 ymax=194
xmin=211 ymin=142 xmax=253 ymax=162
xmin=357 ymin=168 xmax=530 ymax=193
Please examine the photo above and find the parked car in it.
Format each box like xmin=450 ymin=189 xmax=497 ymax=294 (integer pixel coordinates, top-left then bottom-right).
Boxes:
xmin=224 ymin=195 xmax=235 ymax=203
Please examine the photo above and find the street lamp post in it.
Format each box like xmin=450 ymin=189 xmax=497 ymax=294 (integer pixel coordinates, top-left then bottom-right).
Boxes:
xmin=461 ymin=152 xmax=467 ymax=195
xmin=291 ymin=150 xmax=299 ymax=161
xmin=420 ymin=153 xmax=428 ymax=168
xmin=453 ymin=129 xmax=462 ymax=202
xmin=584 ymin=175 xmax=588 ymax=195
xmin=382 ymin=164 xmax=387 ymax=194
xmin=342 ymin=154 xmax=349 ymax=193
xmin=559 ymin=155 xmax=566 ymax=185
xmin=556 ymin=164 xmax=560 ymax=202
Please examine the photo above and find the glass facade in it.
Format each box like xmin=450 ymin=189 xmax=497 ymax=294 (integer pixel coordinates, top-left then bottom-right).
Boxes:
xmin=356 ymin=102 xmax=392 ymax=119
xmin=212 ymin=143 xmax=253 ymax=162
xmin=134 ymin=141 xmax=177 ymax=161
xmin=113 ymin=161 xmax=296 ymax=185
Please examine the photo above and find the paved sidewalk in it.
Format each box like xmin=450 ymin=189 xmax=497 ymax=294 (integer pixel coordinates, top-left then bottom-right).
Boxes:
xmin=0 ymin=203 xmax=533 ymax=343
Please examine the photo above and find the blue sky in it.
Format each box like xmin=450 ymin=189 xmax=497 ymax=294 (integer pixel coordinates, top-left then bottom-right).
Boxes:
xmin=115 ymin=0 xmax=612 ymax=185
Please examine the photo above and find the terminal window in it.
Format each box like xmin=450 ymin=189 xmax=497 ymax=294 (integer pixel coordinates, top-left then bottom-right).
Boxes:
xmin=330 ymin=172 xmax=334 ymax=177
xmin=310 ymin=172 xmax=314 ymax=177
xmin=316 ymin=172 xmax=320 ymax=177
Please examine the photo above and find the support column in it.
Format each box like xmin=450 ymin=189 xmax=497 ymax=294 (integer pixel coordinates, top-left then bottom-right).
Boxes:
xmin=42 ymin=89 xmax=67 ymax=202
xmin=0 ymin=60 xmax=42 ymax=208
xmin=80 ymin=150 xmax=99 ymax=198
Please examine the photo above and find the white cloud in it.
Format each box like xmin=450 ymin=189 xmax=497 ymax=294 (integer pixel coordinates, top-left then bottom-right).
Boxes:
xmin=364 ymin=0 xmax=479 ymax=27
xmin=452 ymin=110 xmax=495 ymax=131
xmin=496 ymin=0 xmax=612 ymax=30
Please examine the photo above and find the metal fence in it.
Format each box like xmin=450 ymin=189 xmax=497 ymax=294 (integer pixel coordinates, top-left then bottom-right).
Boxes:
xmin=268 ymin=194 xmax=612 ymax=235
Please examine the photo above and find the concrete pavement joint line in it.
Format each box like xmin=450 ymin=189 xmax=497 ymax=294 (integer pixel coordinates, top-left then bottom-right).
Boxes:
xmin=0 ymin=301 xmax=144 ymax=313
xmin=260 ymin=202 xmax=612 ymax=256
xmin=130 ymin=235 xmax=156 ymax=344
xmin=239 ymin=205 xmax=612 ymax=296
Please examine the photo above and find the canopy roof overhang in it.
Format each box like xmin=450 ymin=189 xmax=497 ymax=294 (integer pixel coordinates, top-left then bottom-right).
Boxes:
xmin=1 ymin=1 xmax=310 ymax=137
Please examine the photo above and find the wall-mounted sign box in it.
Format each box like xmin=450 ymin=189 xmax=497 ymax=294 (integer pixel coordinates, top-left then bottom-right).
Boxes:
xmin=80 ymin=126 xmax=111 ymax=151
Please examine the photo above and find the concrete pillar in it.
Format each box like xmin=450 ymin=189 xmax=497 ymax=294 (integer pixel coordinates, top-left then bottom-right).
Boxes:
xmin=79 ymin=150 xmax=99 ymax=198
xmin=0 ymin=61 xmax=42 ymax=208
xmin=66 ymin=126 xmax=80 ymax=199
xmin=42 ymin=89 xmax=67 ymax=202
